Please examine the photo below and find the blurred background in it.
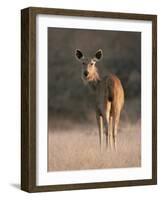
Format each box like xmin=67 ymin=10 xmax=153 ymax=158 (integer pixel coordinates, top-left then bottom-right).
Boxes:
xmin=48 ymin=27 xmax=141 ymax=171
xmin=48 ymin=27 xmax=141 ymax=126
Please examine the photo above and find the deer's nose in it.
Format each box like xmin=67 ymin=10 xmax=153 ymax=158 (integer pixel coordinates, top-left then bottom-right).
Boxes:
xmin=84 ymin=70 xmax=89 ymax=77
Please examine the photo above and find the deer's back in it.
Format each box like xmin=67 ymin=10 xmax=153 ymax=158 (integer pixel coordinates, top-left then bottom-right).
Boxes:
xmin=96 ymin=73 xmax=124 ymax=111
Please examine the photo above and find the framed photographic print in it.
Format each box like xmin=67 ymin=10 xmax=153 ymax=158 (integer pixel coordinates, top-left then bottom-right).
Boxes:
xmin=21 ymin=7 xmax=157 ymax=192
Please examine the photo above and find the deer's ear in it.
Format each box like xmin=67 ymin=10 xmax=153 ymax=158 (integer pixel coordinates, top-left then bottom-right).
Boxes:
xmin=94 ymin=49 xmax=103 ymax=61
xmin=75 ymin=49 xmax=84 ymax=60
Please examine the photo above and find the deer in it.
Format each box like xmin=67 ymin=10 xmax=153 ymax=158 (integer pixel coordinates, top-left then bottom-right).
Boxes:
xmin=75 ymin=49 xmax=124 ymax=151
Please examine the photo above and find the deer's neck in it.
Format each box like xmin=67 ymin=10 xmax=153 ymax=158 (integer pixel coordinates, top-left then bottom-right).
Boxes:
xmin=88 ymin=70 xmax=101 ymax=91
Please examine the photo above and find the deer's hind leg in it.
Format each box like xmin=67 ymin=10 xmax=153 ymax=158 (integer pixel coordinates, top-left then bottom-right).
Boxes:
xmin=112 ymin=110 xmax=120 ymax=151
xmin=106 ymin=102 xmax=112 ymax=149
xmin=109 ymin=116 xmax=113 ymax=150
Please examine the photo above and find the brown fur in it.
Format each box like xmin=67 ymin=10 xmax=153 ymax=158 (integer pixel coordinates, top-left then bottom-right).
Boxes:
xmin=75 ymin=49 xmax=124 ymax=151
xmin=95 ymin=74 xmax=124 ymax=150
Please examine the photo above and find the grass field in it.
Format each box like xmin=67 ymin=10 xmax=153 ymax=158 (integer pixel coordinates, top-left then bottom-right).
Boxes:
xmin=48 ymin=119 xmax=141 ymax=171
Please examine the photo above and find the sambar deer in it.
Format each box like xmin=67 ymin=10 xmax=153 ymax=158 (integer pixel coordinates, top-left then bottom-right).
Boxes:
xmin=75 ymin=49 xmax=124 ymax=151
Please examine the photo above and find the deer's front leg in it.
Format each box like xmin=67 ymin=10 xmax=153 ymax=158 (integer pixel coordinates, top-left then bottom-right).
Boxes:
xmin=96 ymin=113 xmax=104 ymax=151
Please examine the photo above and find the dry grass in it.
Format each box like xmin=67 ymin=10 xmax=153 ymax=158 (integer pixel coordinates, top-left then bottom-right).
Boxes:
xmin=48 ymin=120 xmax=141 ymax=171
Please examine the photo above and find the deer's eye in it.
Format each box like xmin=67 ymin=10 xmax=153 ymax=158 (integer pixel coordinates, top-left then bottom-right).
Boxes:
xmin=91 ymin=63 xmax=94 ymax=66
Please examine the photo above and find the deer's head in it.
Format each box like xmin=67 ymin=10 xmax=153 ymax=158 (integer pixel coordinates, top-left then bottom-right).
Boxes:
xmin=75 ymin=49 xmax=103 ymax=83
